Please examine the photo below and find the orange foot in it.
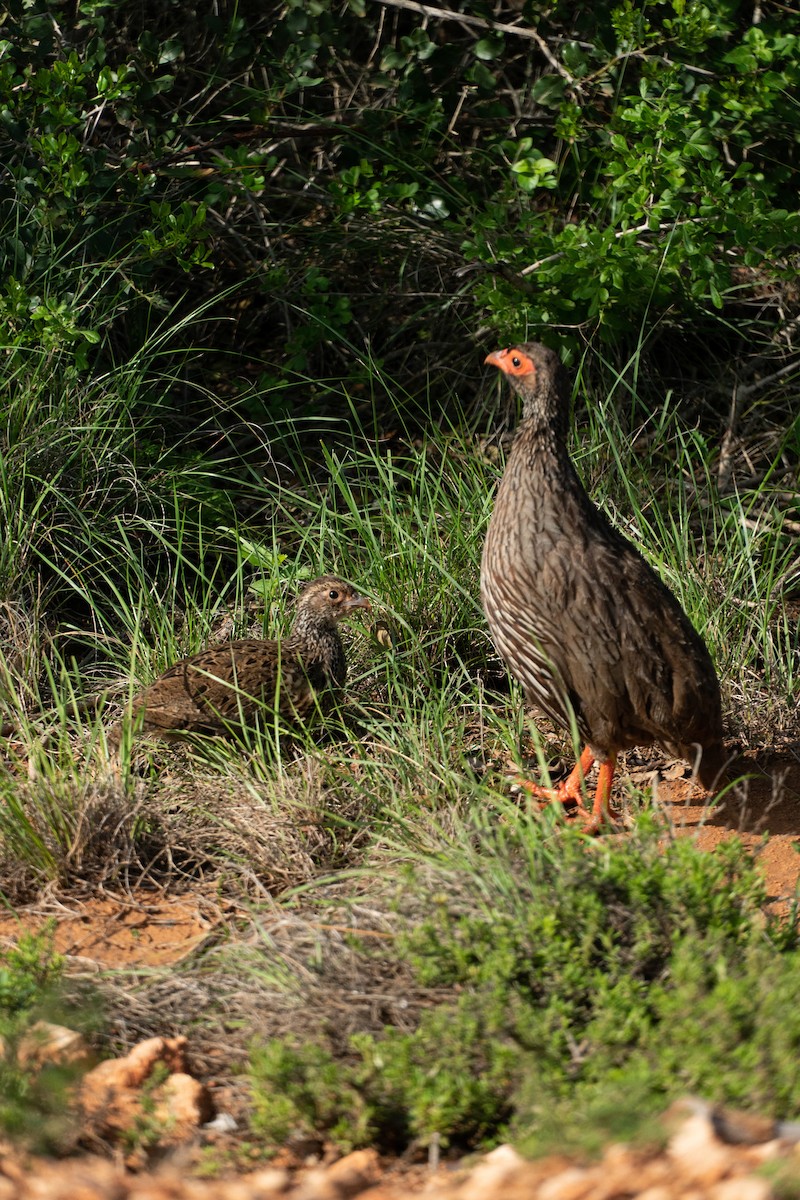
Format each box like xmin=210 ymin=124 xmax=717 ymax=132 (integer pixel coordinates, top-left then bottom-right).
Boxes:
xmin=515 ymin=747 xmax=617 ymax=834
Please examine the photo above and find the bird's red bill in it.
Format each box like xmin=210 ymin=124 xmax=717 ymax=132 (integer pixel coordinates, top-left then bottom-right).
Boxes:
xmin=485 ymin=347 xmax=536 ymax=377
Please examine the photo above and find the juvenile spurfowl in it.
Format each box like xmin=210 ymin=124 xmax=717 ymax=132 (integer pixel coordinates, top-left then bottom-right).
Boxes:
xmin=480 ymin=343 xmax=725 ymax=829
xmin=108 ymin=575 xmax=370 ymax=748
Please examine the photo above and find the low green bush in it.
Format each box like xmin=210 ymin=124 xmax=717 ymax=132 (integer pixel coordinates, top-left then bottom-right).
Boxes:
xmin=249 ymin=820 xmax=800 ymax=1156
xmin=0 ymin=928 xmax=90 ymax=1151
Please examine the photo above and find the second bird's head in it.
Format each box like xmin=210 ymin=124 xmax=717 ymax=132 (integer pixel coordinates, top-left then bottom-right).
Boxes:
xmin=485 ymin=341 xmax=568 ymax=432
xmin=297 ymin=575 xmax=372 ymax=622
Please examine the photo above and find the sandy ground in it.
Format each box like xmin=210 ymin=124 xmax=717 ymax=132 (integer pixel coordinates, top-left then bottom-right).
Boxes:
xmin=0 ymin=747 xmax=797 ymax=1197
xmin=0 ymin=746 xmax=797 ymax=970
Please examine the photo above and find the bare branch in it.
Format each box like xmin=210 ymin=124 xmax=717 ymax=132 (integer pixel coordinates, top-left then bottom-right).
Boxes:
xmin=366 ymin=0 xmax=574 ymax=83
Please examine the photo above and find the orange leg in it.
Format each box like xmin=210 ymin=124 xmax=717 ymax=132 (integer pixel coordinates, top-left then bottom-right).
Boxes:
xmin=516 ymin=745 xmax=595 ymax=811
xmin=585 ymin=752 xmax=617 ymax=834
xmin=516 ymin=746 xmax=617 ymax=833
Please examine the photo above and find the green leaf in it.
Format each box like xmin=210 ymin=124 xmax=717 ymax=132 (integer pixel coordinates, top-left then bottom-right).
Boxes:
xmin=561 ymin=41 xmax=586 ymax=74
xmin=467 ymin=61 xmax=497 ymax=90
xmin=158 ymin=39 xmax=183 ymax=65
xmin=530 ymin=75 xmax=566 ymax=107
xmin=474 ymin=38 xmax=501 ymax=62
xmin=380 ymin=48 xmax=406 ymax=70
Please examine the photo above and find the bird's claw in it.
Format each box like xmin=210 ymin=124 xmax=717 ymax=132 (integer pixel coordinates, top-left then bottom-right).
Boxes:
xmin=510 ymin=776 xmax=607 ymax=835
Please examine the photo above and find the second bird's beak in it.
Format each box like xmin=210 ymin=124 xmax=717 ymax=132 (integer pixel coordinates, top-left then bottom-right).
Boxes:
xmin=343 ymin=594 xmax=371 ymax=613
xmin=484 ymin=348 xmax=506 ymax=370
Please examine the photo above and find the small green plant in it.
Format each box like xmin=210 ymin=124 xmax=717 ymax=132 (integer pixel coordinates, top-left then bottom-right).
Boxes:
xmin=247 ymin=818 xmax=800 ymax=1158
xmin=249 ymin=1039 xmax=376 ymax=1152
xmin=0 ymin=928 xmax=89 ymax=1151
xmin=122 ymin=1060 xmax=174 ymax=1156
xmin=0 ymin=927 xmax=63 ymax=1016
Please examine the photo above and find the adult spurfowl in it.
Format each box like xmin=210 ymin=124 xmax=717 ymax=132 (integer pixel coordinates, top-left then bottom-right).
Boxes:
xmin=108 ymin=575 xmax=370 ymax=748
xmin=480 ymin=342 xmax=725 ymax=830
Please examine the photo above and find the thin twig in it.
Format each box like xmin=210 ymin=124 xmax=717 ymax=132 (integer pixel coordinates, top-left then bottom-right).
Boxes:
xmin=731 ymin=357 xmax=800 ymax=404
xmin=366 ymin=0 xmax=574 ymax=83
xmin=518 ymin=217 xmax=705 ymax=277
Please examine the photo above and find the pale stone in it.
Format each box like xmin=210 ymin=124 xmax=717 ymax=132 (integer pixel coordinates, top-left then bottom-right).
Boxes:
xmin=709 ymin=1177 xmax=772 ymax=1200
xmin=746 ymin=1139 xmax=784 ymax=1163
xmin=293 ymin=1168 xmax=335 ymax=1200
xmin=16 ymin=1021 xmax=90 ymax=1070
xmin=602 ymin=1143 xmax=637 ymax=1168
xmin=457 ymin=1143 xmax=526 ymax=1200
xmin=325 ymin=1148 xmax=381 ymax=1192
xmin=216 ymin=1182 xmax=267 ymax=1200
xmin=243 ymin=1166 xmax=291 ymax=1195
xmin=80 ymin=1036 xmax=212 ymax=1144
xmin=292 ymin=1149 xmax=382 ymax=1200
xmin=668 ymin=1113 xmax=734 ymax=1185
xmin=156 ymin=1073 xmax=215 ymax=1131
xmin=478 ymin=1144 xmax=524 ymax=1168
xmin=537 ymin=1166 xmax=594 ymax=1200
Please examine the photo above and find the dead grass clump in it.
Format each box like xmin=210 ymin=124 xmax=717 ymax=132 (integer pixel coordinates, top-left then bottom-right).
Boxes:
xmin=0 ymin=598 xmax=46 ymax=726
xmin=141 ymin=744 xmax=376 ymax=893
xmin=0 ymin=719 xmax=382 ymax=908
xmin=151 ymin=774 xmax=331 ymax=896
xmin=0 ymin=775 xmax=172 ymax=903
xmin=96 ymin=892 xmax=419 ymax=1076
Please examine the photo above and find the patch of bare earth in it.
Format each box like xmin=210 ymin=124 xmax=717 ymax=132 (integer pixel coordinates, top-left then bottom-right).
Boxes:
xmin=1 ymin=750 xmax=799 ymax=1197
xmin=0 ymin=889 xmax=222 ymax=970
xmin=652 ymin=746 xmax=800 ymax=909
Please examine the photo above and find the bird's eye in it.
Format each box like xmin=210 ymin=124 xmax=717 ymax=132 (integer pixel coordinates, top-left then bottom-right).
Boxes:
xmin=329 ymin=589 xmax=340 ymax=600
xmin=511 ymin=355 xmax=521 ymax=368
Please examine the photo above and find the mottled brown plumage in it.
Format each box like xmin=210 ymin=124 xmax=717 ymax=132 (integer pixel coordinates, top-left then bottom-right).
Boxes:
xmin=480 ymin=342 xmax=725 ymax=828
xmin=108 ymin=576 xmax=370 ymax=748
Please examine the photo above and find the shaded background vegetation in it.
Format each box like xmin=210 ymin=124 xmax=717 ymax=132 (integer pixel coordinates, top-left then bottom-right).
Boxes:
xmin=0 ymin=1 xmax=799 ymax=1161
xmin=3 ymin=0 xmax=799 ymax=411
xmin=1 ymin=0 xmax=797 ymax=730
xmin=0 ymin=0 xmax=797 ymax=636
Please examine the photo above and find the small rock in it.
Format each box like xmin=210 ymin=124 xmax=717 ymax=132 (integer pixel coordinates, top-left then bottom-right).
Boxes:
xmin=243 ymin=1166 xmax=291 ymax=1195
xmin=626 ymin=1159 xmax=672 ymax=1194
xmin=326 ymin=1149 xmax=381 ymax=1194
xmin=537 ymin=1166 xmax=593 ymax=1200
xmin=669 ymin=1112 xmax=735 ymax=1186
xmin=458 ymin=1144 xmax=526 ymax=1200
xmin=80 ymin=1036 xmax=213 ymax=1145
xmin=203 ymin=1112 xmax=238 ymax=1134
xmin=709 ymin=1178 xmax=772 ymax=1200
xmin=296 ymin=1149 xmax=381 ymax=1200
xmin=16 ymin=1021 xmax=90 ymax=1071
xmin=157 ymin=1073 xmax=215 ymax=1131
xmin=213 ymin=1180 xmax=276 ymax=1200
xmin=293 ymin=1168 xmax=334 ymax=1200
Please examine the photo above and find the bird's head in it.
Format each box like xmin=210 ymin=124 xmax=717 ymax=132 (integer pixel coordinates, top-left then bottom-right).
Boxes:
xmin=485 ymin=342 xmax=569 ymax=437
xmin=296 ymin=576 xmax=372 ymax=624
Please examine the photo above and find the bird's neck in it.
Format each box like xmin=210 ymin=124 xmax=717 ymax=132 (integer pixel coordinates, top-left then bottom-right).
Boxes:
xmin=290 ymin=614 xmax=340 ymax=652
xmin=519 ymin=374 xmax=569 ymax=442
xmin=288 ymin=616 xmax=346 ymax=683
xmin=512 ymin=418 xmax=573 ymax=481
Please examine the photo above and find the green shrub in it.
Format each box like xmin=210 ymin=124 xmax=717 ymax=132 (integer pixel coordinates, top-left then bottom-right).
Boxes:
xmin=248 ymin=822 xmax=800 ymax=1156
xmin=3 ymin=0 xmax=797 ymax=388
xmin=0 ymin=928 xmax=90 ymax=1151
